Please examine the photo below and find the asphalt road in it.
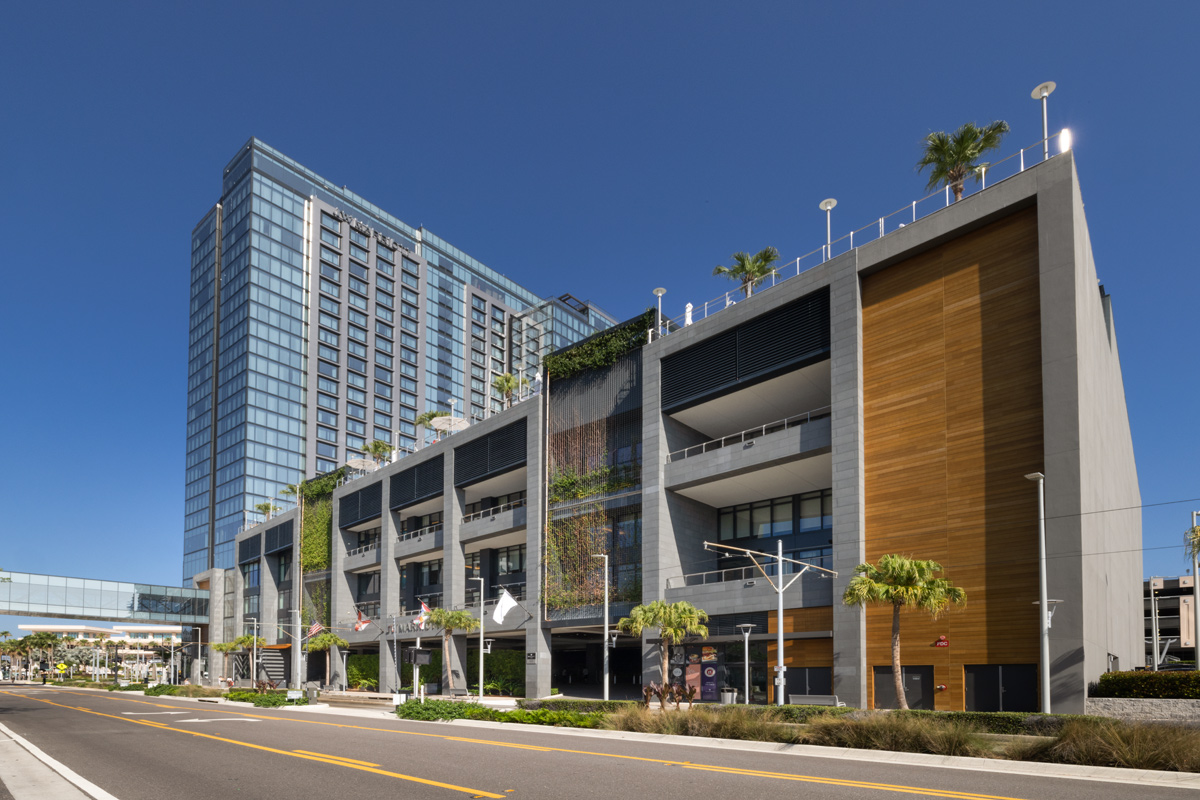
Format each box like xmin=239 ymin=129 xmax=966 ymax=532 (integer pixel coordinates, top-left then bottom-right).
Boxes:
xmin=0 ymin=686 xmax=1195 ymax=800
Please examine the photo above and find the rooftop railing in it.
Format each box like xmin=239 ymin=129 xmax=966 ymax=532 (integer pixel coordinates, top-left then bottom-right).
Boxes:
xmin=666 ymin=407 xmax=831 ymax=463
xmin=462 ymin=497 xmax=527 ymax=524
xmin=650 ymin=133 xmax=1070 ymax=341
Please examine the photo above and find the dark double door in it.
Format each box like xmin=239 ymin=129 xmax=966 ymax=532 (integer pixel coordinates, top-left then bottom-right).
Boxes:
xmin=964 ymin=664 xmax=1037 ymax=712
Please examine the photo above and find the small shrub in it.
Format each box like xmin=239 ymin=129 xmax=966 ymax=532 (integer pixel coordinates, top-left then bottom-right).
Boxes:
xmin=894 ymin=709 xmax=1094 ymax=735
xmin=604 ymin=705 xmax=802 ymax=744
xmin=395 ymin=699 xmax=485 ymax=721
xmin=144 ymin=684 xmax=181 ymax=697
xmin=804 ymin=712 xmax=990 ymax=758
xmin=225 ymin=690 xmax=259 ymax=703
xmin=252 ymin=692 xmax=307 ymax=708
xmin=1008 ymin=719 xmax=1200 ymax=772
xmin=107 ymin=683 xmax=147 ymax=692
xmin=517 ymin=698 xmax=641 ymax=714
xmin=1091 ymin=670 xmax=1200 ymax=699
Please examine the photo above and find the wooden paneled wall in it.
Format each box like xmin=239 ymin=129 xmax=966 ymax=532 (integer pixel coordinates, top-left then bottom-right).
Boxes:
xmin=860 ymin=207 xmax=1043 ymax=710
xmin=766 ymin=607 xmax=834 ymax=704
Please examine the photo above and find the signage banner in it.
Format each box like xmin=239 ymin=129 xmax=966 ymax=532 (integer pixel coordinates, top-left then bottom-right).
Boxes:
xmin=701 ymin=665 xmax=718 ymax=701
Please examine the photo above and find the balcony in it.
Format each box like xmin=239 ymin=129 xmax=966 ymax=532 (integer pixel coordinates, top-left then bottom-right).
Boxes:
xmin=461 ymin=498 xmax=527 ymax=543
xmin=665 ymin=410 xmax=831 ymax=505
xmin=344 ymin=541 xmax=382 ymax=573
xmin=664 ymin=562 xmax=833 ymax=614
xmin=395 ymin=523 xmax=444 ymax=561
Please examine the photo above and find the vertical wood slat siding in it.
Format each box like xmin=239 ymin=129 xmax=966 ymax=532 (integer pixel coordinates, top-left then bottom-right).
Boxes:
xmin=861 ymin=207 xmax=1043 ymax=711
xmin=766 ymin=607 xmax=835 ymax=704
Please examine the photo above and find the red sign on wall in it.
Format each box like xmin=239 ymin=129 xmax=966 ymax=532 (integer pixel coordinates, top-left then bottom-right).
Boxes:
xmin=934 ymin=635 xmax=949 ymax=647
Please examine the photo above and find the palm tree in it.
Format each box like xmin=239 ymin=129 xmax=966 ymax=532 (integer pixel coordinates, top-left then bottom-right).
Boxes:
xmin=617 ymin=600 xmax=709 ymax=690
xmin=425 ymin=608 xmax=479 ymax=692
xmin=916 ymin=121 xmax=1010 ymax=202
xmin=254 ymin=501 xmax=281 ymax=521
xmin=279 ymin=483 xmax=301 ymax=507
xmin=491 ymin=373 xmax=528 ymax=408
xmin=363 ymin=439 xmax=393 ymax=465
xmin=415 ymin=410 xmax=451 ymax=446
xmin=712 ymin=247 xmax=781 ymax=298
xmin=842 ymin=554 xmax=967 ymax=710
xmin=0 ymin=631 xmax=10 ymax=641
xmin=306 ymin=632 xmax=349 ymax=688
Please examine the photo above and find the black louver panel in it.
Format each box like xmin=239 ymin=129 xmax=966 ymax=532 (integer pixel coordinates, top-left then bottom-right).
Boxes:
xmin=661 ymin=287 xmax=830 ymax=412
xmin=339 ymin=481 xmax=383 ymax=528
xmin=454 ymin=419 xmax=528 ymax=487
xmin=390 ymin=455 xmax=444 ymax=509
xmin=264 ymin=520 xmax=293 ymax=554
xmin=238 ymin=534 xmax=261 ymax=565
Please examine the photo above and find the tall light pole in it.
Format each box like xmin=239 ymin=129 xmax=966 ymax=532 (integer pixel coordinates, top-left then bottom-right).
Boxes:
xmin=1025 ymin=472 xmax=1051 ymax=712
xmin=736 ymin=623 xmax=755 ymax=705
xmin=653 ymin=288 xmax=666 ymax=339
xmin=470 ymin=577 xmax=485 ymax=701
xmin=1192 ymin=511 xmax=1200 ymax=673
xmin=591 ymin=554 xmax=609 ymax=701
xmin=1032 ymin=82 xmax=1056 ymax=162
xmin=819 ymin=199 xmax=837 ymax=261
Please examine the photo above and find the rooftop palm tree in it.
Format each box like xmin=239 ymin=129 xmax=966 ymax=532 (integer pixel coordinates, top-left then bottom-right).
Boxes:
xmin=415 ymin=410 xmax=451 ymax=446
xmin=363 ymin=438 xmax=393 ymax=465
xmin=713 ymin=247 xmax=781 ymax=298
xmin=279 ymin=483 xmax=301 ymax=506
xmin=842 ymin=554 xmax=967 ymax=710
xmin=491 ymin=373 xmax=528 ymax=408
xmin=916 ymin=121 xmax=1010 ymax=202
xmin=617 ymin=600 xmax=709 ymax=690
xmin=254 ymin=501 xmax=281 ymax=521
xmin=425 ymin=607 xmax=479 ymax=692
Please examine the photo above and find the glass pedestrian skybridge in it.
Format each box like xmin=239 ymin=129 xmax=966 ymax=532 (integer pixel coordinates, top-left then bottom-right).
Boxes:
xmin=0 ymin=571 xmax=208 ymax=625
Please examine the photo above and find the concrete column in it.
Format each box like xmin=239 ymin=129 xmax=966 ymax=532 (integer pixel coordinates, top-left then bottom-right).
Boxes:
xmin=829 ymin=255 xmax=867 ymax=710
xmin=379 ymin=476 xmax=402 ymax=693
xmin=329 ymin=493 xmax=354 ymax=689
xmin=442 ymin=449 xmax=466 ymax=691
xmin=523 ymin=399 xmax=551 ymax=698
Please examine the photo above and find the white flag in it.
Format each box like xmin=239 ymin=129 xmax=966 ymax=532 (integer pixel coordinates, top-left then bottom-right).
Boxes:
xmin=493 ymin=588 xmax=519 ymax=625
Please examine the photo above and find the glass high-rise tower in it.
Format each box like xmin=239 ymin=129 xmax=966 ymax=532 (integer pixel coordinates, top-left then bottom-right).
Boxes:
xmin=185 ymin=138 xmax=615 ymax=581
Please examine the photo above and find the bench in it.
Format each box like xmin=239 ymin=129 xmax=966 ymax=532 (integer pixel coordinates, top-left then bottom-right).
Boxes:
xmin=788 ymin=694 xmax=846 ymax=707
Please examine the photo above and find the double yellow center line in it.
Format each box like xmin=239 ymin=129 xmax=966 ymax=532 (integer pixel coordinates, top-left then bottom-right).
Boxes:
xmin=7 ymin=689 xmax=1034 ymax=800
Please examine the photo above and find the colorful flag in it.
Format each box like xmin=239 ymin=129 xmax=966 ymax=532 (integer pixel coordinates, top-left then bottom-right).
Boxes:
xmin=414 ymin=601 xmax=431 ymax=630
xmin=493 ymin=588 xmax=519 ymax=625
xmin=354 ymin=608 xmax=370 ymax=632
xmin=308 ymin=621 xmax=323 ymax=638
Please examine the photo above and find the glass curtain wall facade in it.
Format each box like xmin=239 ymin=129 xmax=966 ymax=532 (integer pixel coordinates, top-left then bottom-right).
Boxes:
xmin=186 ymin=138 xmax=612 ymax=581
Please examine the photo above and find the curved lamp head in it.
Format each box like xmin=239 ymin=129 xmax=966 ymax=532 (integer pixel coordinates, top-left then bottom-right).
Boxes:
xmin=1031 ymin=81 xmax=1057 ymax=99
xmin=819 ymin=198 xmax=837 ymax=212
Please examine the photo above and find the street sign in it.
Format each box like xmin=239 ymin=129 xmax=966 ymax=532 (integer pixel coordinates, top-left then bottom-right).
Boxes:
xmin=56 ymin=663 xmax=67 ymax=673
xmin=286 ymin=690 xmax=301 ymax=700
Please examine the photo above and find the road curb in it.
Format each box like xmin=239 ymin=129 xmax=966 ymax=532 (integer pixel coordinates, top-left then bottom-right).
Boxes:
xmin=0 ymin=721 xmax=120 ymax=800
xmin=443 ymin=718 xmax=1200 ymax=790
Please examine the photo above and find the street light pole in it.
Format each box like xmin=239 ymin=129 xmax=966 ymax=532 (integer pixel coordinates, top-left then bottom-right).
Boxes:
xmin=1032 ymin=82 xmax=1056 ymax=162
xmin=653 ymin=288 xmax=666 ymax=339
xmin=470 ymin=577 xmax=485 ymax=701
xmin=1025 ymin=472 xmax=1051 ymax=713
xmin=591 ymin=554 xmax=609 ymax=701
xmin=736 ymin=623 xmax=755 ymax=705
xmin=1193 ymin=511 xmax=1200 ymax=673
xmin=775 ymin=539 xmax=786 ymax=706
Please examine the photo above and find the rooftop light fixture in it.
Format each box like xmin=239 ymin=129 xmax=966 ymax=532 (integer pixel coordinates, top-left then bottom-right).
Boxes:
xmin=653 ymin=288 xmax=666 ymax=338
xmin=1032 ymin=82 xmax=1057 ymax=161
xmin=1059 ymin=128 xmax=1072 ymax=154
xmin=819 ymin=199 xmax=837 ymax=261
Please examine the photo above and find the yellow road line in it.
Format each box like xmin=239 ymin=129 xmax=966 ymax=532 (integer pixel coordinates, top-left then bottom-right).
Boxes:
xmin=292 ymin=749 xmax=380 ymax=767
xmin=39 ymin=690 xmax=1033 ymax=800
xmin=4 ymin=692 xmax=501 ymax=798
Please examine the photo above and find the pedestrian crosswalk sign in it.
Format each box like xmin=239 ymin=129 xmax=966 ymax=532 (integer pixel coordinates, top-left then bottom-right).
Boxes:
xmin=56 ymin=663 xmax=66 ymax=672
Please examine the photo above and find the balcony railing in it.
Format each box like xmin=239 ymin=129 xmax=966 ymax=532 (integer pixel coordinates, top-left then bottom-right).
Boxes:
xmin=462 ymin=497 xmax=526 ymax=524
xmin=666 ymin=407 xmax=831 ymax=463
xmin=345 ymin=541 xmax=380 ymax=558
xmin=648 ymin=133 xmax=1070 ymax=341
xmin=457 ymin=582 xmax=528 ymax=611
xmin=666 ymin=557 xmax=832 ymax=589
xmin=397 ymin=523 xmax=442 ymax=543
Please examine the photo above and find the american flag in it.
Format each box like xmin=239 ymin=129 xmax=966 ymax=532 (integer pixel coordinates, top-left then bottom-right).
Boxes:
xmin=308 ymin=622 xmax=323 ymax=638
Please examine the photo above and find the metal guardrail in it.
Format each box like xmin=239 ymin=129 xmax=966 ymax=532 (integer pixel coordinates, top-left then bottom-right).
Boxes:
xmin=397 ymin=523 xmax=443 ymax=543
xmin=462 ymin=497 xmax=526 ymax=524
xmin=649 ymin=134 xmax=1070 ymax=340
xmin=354 ymin=601 xmax=381 ymax=618
xmin=458 ymin=582 xmax=528 ymax=611
xmin=345 ymin=541 xmax=380 ymax=558
xmin=666 ymin=408 xmax=831 ymax=463
xmin=666 ymin=558 xmax=832 ymax=589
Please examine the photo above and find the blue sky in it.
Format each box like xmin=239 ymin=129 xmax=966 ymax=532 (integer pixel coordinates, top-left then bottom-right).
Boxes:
xmin=1 ymin=1 xmax=1196 ymax=634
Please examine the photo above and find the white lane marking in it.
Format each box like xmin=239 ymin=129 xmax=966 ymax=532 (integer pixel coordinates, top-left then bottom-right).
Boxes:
xmin=0 ymin=721 xmax=121 ymax=800
xmin=175 ymin=718 xmax=261 ymax=723
xmin=120 ymin=712 xmax=188 ymax=716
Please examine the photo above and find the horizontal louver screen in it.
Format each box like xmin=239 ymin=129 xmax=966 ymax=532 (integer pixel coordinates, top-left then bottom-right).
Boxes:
xmin=390 ymin=455 xmax=444 ymax=509
xmin=339 ymin=481 xmax=383 ymax=528
xmin=264 ymin=520 xmax=293 ymax=554
xmin=238 ymin=534 xmax=261 ymax=565
xmin=454 ymin=419 xmax=528 ymax=486
xmin=661 ymin=287 xmax=830 ymax=412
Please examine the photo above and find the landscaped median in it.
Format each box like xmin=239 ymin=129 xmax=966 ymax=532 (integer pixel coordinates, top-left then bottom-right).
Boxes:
xmin=394 ymin=698 xmax=1200 ymax=773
